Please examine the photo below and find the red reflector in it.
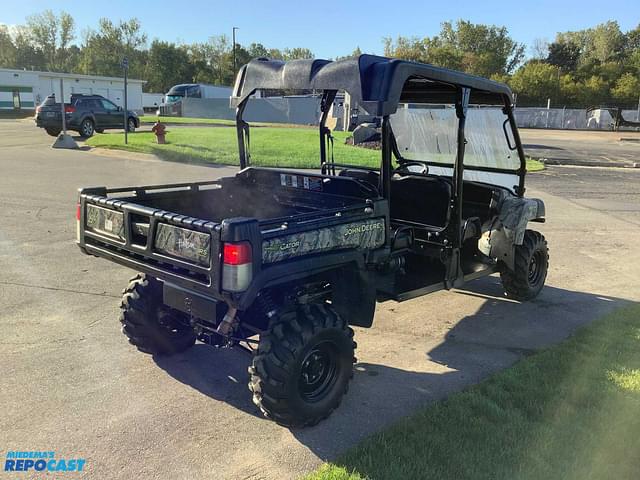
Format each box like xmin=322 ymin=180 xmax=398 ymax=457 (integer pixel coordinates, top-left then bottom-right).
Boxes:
xmin=223 ymin=242 xmax=252 ymax=265
xmin=76 ymin=203 xmax=81 ymax=221
xmin=65 ymin=105 xmax=76 ymax=113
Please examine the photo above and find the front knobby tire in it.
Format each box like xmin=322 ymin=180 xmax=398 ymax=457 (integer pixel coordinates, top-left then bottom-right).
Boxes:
xmin=500 ymin=230 xmax=549 ymax=301
xmin=249 ymin=303 xmax=356 ymax=427
xmin=120 ymin=273 xmax=196 ymax=355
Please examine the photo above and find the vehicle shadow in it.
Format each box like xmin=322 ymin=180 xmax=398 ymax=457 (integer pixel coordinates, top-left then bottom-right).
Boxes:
xmin=145 ymin=143 xmax=237 ymax=169
xmin=153 ymin=343 xmax=262 ymax=420
xmin=153 ymin=278 xmax=629 ymax=463
xmin=287 ymin=279 xmax=630 ymax=459
xmin=522 ymin=143 xmax=564 ymax=150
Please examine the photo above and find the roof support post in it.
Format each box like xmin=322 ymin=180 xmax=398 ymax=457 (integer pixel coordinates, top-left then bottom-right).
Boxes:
xmin=381 ymin=115 xmax=392 ymax=201
xmin=319 ymin=90 xmax=337 ymax=174
xmin=443 ymin=87 xmax=471 ymax=289
xmin=236 ymin=98 xmax=250 ymax=169
xmin=503 ymin=100 xmax=527 ymax=196
xmin=453 ymin=87 xmax=470 ymax=248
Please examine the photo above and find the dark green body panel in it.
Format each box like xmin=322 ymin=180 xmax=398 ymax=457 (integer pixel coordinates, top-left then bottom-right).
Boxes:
xmin=86 ymin=205 xmax=125 ymax=240
xmin=155 ymin=223 xmax=211 ymax=266
xmin=262 ymin=218 xmax=386 ymax=263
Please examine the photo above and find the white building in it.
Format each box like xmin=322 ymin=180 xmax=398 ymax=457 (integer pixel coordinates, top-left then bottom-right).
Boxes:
xmin=0 ymin=68 xmax=145 ymax=112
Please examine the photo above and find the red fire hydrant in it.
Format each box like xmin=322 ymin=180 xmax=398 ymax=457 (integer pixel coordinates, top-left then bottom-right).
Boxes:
xmin=151 ymin=120 xmax=167 ymax=144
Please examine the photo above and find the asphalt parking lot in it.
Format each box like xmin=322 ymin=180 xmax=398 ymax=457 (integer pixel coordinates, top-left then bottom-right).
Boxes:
xmin=521 ymin=128 xmax=640 ymax=167
xmin=1 ymin=119 xmax=639 ymax=479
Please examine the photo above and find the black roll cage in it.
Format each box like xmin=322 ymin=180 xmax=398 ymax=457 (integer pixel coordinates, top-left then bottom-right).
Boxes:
xmin=230 ymin=57 xmax=529 ymax=292
xmin=234 ymin=83 xmax=527 ymax=200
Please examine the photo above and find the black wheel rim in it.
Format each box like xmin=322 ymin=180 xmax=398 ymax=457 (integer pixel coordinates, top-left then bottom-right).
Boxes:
xmin=299 ymin=341 xmax=339 ymax=403
xmin=528 ymin=249 xmax=546 ymax=286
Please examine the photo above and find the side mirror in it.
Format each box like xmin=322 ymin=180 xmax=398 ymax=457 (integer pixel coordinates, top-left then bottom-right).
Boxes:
xmin=117 ymin=106 xmax=122 ymax=112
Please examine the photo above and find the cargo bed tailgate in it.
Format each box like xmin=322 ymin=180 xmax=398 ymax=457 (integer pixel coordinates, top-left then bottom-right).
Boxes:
xmin=77 ymin=182 xmax=222 ymax=297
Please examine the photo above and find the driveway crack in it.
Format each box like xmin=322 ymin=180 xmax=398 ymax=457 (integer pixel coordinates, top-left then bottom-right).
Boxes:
xmin=0 ymin=280 xmax=119 ymax=298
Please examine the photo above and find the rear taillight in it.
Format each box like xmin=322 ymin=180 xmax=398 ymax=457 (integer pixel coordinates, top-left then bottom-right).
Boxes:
xmin=65 ymin=105 xmax=76 ymax=113
xmin=75 ymin=203 xmax=81 ymax=241
xmin=222 ymin=241 xmax=252 ymax=292
xmin=223 ymin=242 xmax=252 ymax=265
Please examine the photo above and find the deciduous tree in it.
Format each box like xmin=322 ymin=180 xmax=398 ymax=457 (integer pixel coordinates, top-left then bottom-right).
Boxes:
xmin=612 ymin=73 xmax=640 ymax=105
xmin=384 ymin=20 xmax=524 ymax=77
xmin=0 ymin=25 xmax=17 ymax=68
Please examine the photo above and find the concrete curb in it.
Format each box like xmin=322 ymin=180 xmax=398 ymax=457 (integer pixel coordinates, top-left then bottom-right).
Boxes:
xmin=86 ymin=146 xmax=235 ymax=170
xmin=535 ymin=156 xmax=639 ymax=169
xmin=139 ymin=122 xmax=233 ymax=128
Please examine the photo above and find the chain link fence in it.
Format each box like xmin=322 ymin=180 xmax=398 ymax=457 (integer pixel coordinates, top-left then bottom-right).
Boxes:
xmin=514 ymin=107 xmax=640 ymax=130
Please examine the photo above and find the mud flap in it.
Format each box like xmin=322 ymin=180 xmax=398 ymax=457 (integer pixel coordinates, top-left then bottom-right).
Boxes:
xmin=332 ymin=267 xmax=377 ymax=328
xmin=478 ymin=197 xmax=545 ymax=270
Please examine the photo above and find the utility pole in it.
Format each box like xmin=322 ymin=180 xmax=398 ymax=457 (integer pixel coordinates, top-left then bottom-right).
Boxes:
xmin=51 ymin=77 xmax=78 ymax=149
xmin=122 ymin=57 xmax=129 ymax=145
xmin=232 ymin=27 xmax=239 ymax=79
xmin=60 ymin=78 xmax=66 ymax=136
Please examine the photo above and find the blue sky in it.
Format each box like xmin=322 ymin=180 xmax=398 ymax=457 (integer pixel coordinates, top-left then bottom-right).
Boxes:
xmin=2 ymin=0 xmax=639 ymax=58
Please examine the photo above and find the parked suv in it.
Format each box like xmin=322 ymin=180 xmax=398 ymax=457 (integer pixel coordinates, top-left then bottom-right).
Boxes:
xmin=35 ymin=93 xmax=139 ymax=138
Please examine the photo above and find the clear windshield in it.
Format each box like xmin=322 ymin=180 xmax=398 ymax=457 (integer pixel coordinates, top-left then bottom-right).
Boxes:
xmin=165 ymin=95 xmax=183 ymax=103
xmin=390 ymin=104 xmax=520 ymax=171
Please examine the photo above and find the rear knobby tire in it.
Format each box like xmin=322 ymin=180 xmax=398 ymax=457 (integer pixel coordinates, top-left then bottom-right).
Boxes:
xmin=249 ymin=303 xmax=356 ymax=427
xmin=120 ymin=273 xmax=196 ymax=355
xmin=500 ymin=230 xmax=549 ymax=301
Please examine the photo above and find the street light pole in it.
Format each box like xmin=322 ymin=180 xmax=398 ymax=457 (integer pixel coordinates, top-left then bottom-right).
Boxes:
xmin=122 ymin=57 xmax=129 ymax=145
xmin=232 ymin=27 xmax=239 ymax=78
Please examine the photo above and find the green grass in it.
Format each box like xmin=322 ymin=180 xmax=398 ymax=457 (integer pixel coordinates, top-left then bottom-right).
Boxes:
xmin=88 ymin=127 xmax=545 ymax=172
xmin=306 ymin=303 xmax=640 ymax=480
xmin=526 ymin=157 xmax=545 ymax=172
xmin=87 ymin=127 xmax=379 ymax=168
xmin=138 ymin=115 xmax=235 ymax=126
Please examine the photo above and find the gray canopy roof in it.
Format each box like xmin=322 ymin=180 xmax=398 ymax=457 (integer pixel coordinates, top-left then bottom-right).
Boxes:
xmin=230 ymin=54 xmax=513 ymax=116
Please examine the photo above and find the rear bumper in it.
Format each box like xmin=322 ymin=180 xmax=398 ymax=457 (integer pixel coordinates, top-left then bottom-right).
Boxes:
xmin=35 ymin=117 xmax=59 ymax=128
xmin=35 ymin=115 xmax=79 ymax=129
xmin=163 ymin=282 xmax=219 ymax=322
xmin=80 ymin=239 xmax=215 ymax=293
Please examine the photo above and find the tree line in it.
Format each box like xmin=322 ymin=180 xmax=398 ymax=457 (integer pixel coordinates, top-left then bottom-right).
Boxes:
xmin=0 ymin=11 xmax=314 ymax=93
xmin=1 ymin=12 xmax=639 ymax=107
xmin=384 ymin=20 xmax=640 ymax=107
